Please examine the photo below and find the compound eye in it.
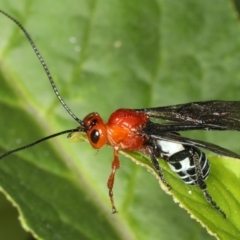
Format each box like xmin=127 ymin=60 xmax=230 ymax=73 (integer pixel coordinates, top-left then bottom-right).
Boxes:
xmin=90 ymin=129 xmax=100 ymax=144
xmin=88 ymin=125 xmax=107 ymax=149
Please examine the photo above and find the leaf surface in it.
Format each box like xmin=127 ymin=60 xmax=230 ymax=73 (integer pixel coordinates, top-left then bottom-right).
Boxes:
xmin=0 ymin=0 xmax=240 ymax=239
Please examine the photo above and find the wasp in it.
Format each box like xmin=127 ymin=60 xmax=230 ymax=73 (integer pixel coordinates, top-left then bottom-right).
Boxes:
xmin=1 ymin=10 xmax=240 ymax=218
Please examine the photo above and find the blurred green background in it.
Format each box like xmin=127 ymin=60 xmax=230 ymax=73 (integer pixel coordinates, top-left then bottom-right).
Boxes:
xmin=0 ymin=0 xmax=240 ymax=239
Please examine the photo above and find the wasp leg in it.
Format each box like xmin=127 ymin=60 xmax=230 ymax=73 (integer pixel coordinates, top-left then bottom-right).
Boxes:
xmin=191 ymin=150 xmax=226 ymax=218
xmin=147 ymin=146 xmax=171 ymax=190
xmin=107 ymin=149 xmax=120 ymax=214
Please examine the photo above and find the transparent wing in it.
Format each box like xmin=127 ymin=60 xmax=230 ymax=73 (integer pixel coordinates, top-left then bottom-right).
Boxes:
xmin=136 ymin=101 xmax=240 ymax=131
xmin=144 ymin=130 xmax=240 ymax=159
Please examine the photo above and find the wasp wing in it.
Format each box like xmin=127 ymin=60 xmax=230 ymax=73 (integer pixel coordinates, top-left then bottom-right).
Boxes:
xmin=144 ymin=131 xmax=240 ymax=159
xmin=136 ymin=101 xmax=240 ymax=131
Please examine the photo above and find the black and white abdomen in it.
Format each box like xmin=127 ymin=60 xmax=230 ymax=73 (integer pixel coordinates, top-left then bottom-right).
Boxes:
xmin=157 ymin=140 xmax=210 ymax=185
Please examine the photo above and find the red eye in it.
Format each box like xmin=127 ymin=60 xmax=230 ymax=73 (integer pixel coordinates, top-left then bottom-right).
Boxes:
xmin=83 ymin=112 xmax=107 ymax=149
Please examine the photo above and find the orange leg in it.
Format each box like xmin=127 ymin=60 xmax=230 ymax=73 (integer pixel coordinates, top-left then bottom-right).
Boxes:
xmin=107 ymin=149 xmax=120 ymax=214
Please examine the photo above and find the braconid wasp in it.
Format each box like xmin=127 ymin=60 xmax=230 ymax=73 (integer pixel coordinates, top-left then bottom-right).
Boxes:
xmin=1 ymin=9 xmax=240 ymax=219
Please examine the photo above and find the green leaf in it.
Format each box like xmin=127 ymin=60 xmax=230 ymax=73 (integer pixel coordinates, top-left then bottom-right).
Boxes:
xmin=125 ymin=151 xmax=240 ymax=239
xmin=0 ymin=0 xmax=240 ymax=240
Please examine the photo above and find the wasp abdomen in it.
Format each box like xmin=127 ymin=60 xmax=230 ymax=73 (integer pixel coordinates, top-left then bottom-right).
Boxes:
xmin=157 ymin=140 xmax=210 ymax=185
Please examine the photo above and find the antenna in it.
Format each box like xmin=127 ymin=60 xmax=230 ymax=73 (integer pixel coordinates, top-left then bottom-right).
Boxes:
xmin=0 ymin=10 xmax=85 ymax=127
xmin=0 ymin=129 xmax=80 ymax=160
